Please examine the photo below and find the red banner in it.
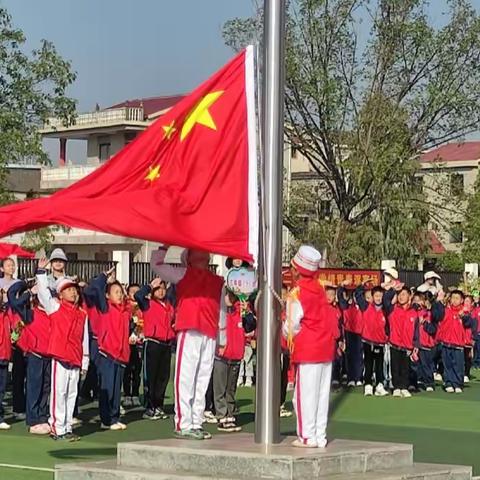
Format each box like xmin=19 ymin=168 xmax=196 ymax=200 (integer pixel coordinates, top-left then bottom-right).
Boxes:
xmin=282 ymin=267 xmax=381 ymax=288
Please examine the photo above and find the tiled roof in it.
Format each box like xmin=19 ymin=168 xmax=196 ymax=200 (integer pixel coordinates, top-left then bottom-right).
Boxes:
xmin=421 ymin=141 xmax=480 ymax=163
xmin=107 ymin=95 xmax=185 ymax=118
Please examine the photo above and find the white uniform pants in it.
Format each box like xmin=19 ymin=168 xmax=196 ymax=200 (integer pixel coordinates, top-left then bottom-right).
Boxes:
xmin=293 ymin=362 xmax=332 ymax=447
xmin=174 ymin=330 xmax=216 ymax=431
xmin=49 ymin=359 xmax=80 ymax=436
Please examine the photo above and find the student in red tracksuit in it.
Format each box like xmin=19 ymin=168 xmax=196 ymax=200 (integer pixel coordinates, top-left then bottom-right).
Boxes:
xmin=413 ymin=292 xmax=438 ymax=392
xmin=88 ymin=271 xmax=131 ymax=430
xmin=462 ymin=295 xmax=476 ymax=384
xmin=123 ymin=284 xmax=143 ymax=408
xmin=8 ymin=281 xmax=52 ymax=434
xmin=383 ymin=285 xmax=417 ymax=398
xmin=213 ymin=291 xmax=256 ymax=433
xmin=0 ymin=306 xmax=11 ymax=430
xmin=435 ymin=290 xmax=472 ymax=393
xmin=151 ymin=246 xmax=224 ymax=440
xmin=353 ymin=284 xmax=388 ymax=397
xmin=135 ymin=278 xmax=175 ymax=420
xmin=36 ymin=258 xmax=89 ymax=442
xmin=284 ymin=245 xmax=339 ymax=448
xmin=337 ymin=284 xmax=364 ymax=387
xmin=324 ymin=286 xmax=343 ymax=387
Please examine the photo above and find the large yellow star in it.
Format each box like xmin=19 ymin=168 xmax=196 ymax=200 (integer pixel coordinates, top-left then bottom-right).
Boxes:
xmin=162 ymin=120 xmax=176 ymax=139
xmin=145 ymin=164 xmax=161 ymax=182
xmin=181 ymin=91 xmax=224 ymax=141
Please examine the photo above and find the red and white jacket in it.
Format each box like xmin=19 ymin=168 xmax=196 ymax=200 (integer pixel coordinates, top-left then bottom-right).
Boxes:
xmin=151 ymin=249 xmax=224 ymax=339
xmin=361 ymin=304 xmax=388 ymax=346
xmin=36 ymin=272 xmax=89 ymax=370
xmin=283 ymin=277 xmax=339 ymax=364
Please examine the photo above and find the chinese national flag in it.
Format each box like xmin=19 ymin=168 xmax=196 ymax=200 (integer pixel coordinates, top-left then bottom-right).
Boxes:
xmin=0 ymin=47 xmax=259 ymax=262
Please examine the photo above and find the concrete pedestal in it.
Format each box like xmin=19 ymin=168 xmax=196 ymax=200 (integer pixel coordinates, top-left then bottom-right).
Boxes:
xmin=55 ymin=434 xmax=472 ymax=480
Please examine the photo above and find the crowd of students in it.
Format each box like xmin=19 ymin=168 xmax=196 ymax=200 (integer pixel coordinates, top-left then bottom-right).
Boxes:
xmin=0 ymin=243 xmax=478 ymax=449
xmin=0 ymin=247 xmax=258 ymax=441
xmin=329 ymin=267 xmax=479 ymax=398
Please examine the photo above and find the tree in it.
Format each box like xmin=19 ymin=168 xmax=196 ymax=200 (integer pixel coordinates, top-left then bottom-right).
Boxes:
xmin=462 ymin=176 xmax=480 ymax=263
xmin=0 ymin=7 xmax=76 ymax=250
xmin=224 ymin=0 xmax=479 ymax=267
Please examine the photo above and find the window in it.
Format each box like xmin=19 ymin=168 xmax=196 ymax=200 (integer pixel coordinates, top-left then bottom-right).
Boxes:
xmin=413 ymin=175 xmax=424 ymax=193
xmin=319 ymin=200 xmax=332 ymax=219
xmin=125 ymin=132 xmax=137 ymax=145
xmin=99 ymin=143 xmax=111 ymax=162
xmin=450 ymin=173 xmax=464 ymax=196
xmin=94 ymin=251 xmax=109 ymax=261
xmin=449 ymin=222 xmax=463 ymax=244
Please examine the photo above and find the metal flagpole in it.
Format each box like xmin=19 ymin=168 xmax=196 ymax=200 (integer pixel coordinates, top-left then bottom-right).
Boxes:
xmin=255 ymin=0 xmax=286 ymax=445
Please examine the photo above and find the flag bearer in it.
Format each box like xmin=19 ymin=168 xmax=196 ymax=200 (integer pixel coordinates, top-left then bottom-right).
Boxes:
xmin=283 ymin=245 xmax=339 ymax=448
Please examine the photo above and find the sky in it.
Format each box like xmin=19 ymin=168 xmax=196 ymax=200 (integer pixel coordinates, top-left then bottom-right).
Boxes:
xmin=2 ymin=0 xmax=480 ymax=163
xmin=1 ymin=0 xmax=257 ymax=163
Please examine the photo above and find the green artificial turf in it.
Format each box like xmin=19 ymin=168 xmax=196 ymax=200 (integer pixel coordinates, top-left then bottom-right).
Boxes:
xmin=1 ymin=376 xmax=480 ymax=479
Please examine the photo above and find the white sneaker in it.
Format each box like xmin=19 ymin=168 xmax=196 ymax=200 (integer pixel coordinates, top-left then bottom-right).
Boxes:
xmin=393 ymin=389 xmax=402 ymax=397
xmin=347 ymin=381 xmax=355 ymax=388
xmin=292 ymin=439 xmax=318 ymax=448
xmin=445 ymin=386 xmax=454 ymax=393
xmin=364 ymin=385 xmax=373 ymax=396
xmin=356 ymin=381 xmax=363 ymax=387
xmin=131 ymin=396 xmax=141 ymax=407
xmin=455 ymin=388 xmax=463 ymax=394
xmin=29 ymin=423 xmax=50 ymax=435
xmin=120 ymin=406 xmax=126 ymax=416
xmin=122 ymin=396 xmax=132 ymax=407
xmin=464 ymin=376 xmax=470 ymax=384
xmin=109 ymin=423 xmax=124 ymax=431
xmin=203 ymin=411 xmax=218 ymax=424
xmin=375 ymin=384 xmax=389 ymax=397
xmin=401 ymin=389 xmax=412 ymax=398
xmin=117 ymin=422 xmax=127 ymax=430
xmin=245 ymin=378 xmax=253 ymax=387
xmin=0 ymin=422 xmax=11 ymax=430
xmin=434 ymin=373 xmax=443 ymax=382
xmin=237 ymin=378 xmax=244 ymax=387
xmin=426 ymin=387 xmax=434 ymax=392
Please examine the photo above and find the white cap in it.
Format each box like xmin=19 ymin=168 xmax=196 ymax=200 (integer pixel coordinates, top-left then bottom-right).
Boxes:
xmin=424 ymin=271 xmax=441 ymax=281
xmin=49 ymin=248 xmax=68 ymax=263
xmin=56 ymin=277 xmax=77 ymax=294
xmin=291 ymin=245 xmax=321 ymax=277
xmin=383 ymin=267 xmax=399 ymax=280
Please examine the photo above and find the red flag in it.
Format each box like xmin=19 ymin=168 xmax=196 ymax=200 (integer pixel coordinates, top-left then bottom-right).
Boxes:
xmin=0 ymin=47 xmax=259 ymax=262
xmin=0 ymin=243 xmax=35 ymax=258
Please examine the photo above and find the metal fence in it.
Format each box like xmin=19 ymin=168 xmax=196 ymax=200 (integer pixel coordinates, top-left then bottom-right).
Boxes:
xmin=17 ymin=258 xmax=116 ymax=282
xmin=398 ymin=270 xmax=463 ymax=289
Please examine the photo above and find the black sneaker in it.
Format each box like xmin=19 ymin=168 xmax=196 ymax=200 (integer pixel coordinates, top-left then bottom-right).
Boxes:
xmin=217 ymin=421 xmax=236 ymax=433
xmin=50 ymin=433 xmax=66 ymax=441
xmin=142 ymin=409 xmax=156 ymax=420
xmin=155 ymin=408 xmax=169 ymax=420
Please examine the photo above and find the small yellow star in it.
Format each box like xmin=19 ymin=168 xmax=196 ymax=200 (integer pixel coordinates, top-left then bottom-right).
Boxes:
xmin=145 ymin=164 xmax=161 ymax=182
xmin=181 ymin=91 xmax=224 ymax=141
xmin=162 ymin=120 xmax=176 ymax=139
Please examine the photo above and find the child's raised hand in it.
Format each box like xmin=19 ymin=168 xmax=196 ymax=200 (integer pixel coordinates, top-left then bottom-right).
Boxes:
xmin=38 ymin=257 xmax=49 ymax=270
xmin=150 ymin=278 xmax=162 ymax=289
xmin=437 ymin=290 xmax=446 ymax=302
xmin=105 ymin=266 xmax=116 ymax=277
xmin=341 ymin=279 xmax=352 ymax=287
